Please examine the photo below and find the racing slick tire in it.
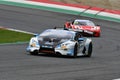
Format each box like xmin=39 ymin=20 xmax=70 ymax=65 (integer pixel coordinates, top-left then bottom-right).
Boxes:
xmin=86 ymin=42 xmax=92 ymax=57
xmin=30 ymin=50 xmax=38 ymax=55
xmin=73 ymin=43 xmax=78 ymax=58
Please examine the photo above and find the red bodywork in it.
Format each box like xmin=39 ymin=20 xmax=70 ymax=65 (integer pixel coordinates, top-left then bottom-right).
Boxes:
xmin=65 ymin=22 xmax=101 ymax=37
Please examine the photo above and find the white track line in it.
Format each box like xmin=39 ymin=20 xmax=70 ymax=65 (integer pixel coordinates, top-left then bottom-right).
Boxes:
xmin=0 ymin=26 xmax=35 ymax=35
xmin=113 ymin=78 xmax=120 ymax=80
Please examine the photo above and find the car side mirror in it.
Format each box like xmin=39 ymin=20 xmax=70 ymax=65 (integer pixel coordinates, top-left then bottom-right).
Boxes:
xmin=65 ymin=22 xmax=70 ymax=27
xmin=33 ymin=34 xmax=39 ymax=37
xmin=78 ymin=38 xmax=84 ymax=41
xmin=96 ymin=24 xmax=100 ymax=26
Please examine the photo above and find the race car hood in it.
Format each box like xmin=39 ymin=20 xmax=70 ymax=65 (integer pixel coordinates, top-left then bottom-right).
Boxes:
xmin=37 ymin=29 xmax=75 ymax=48
xmin=39 ymin=37 xmax=69 ymax=48
xmin=72 ymin=25 xmax=96 ymax=31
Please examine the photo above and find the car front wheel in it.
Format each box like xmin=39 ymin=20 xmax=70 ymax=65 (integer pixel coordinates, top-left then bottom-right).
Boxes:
xmin=30 ymin=50 xmax=38 ymax=55
xmin=86 ymin=42 xmax=92 ymax=57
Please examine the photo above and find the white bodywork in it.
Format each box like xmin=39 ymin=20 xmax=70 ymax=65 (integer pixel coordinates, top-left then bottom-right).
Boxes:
xmin=26 ymin=29 xmax=92 ymax=57
xmin=26 ymin=37 xmax=40 ymax=52
xmin=27 ymin=36 xmax=92 ymax=57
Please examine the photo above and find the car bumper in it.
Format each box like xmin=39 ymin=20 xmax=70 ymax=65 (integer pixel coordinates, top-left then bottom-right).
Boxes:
xmin=26 ymin=46 xmax=40 ymax=52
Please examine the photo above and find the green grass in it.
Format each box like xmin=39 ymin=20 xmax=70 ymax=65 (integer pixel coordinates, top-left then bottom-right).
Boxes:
xmin=0 ymin=29 xmax=33 ymax=44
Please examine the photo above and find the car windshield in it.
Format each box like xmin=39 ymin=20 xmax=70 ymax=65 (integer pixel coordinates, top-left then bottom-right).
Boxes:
xmin=73 ymin=20 xmax=95 ymax=26
xmin=38 ymin=29 xmax=75 ymax=40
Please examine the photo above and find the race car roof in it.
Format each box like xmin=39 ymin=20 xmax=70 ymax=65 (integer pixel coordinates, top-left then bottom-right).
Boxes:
xmin=74 ymin=19 xmax=95 ymax=26
xmin=39 ymin=29 xmax=76 ymax=38
xmin=74 ymin=19 xmax=91 ymax=22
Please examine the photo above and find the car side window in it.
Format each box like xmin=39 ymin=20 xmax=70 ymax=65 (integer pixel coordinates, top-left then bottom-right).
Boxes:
xmin=74 ymin=33 xmax=81 ymax=41
xmin=72 ymin=21 xmax=74 ymax=24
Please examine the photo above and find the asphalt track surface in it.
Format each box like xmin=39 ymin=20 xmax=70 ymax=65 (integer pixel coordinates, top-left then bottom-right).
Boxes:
xmin=0 ymin=4 xmax=120 ymax=80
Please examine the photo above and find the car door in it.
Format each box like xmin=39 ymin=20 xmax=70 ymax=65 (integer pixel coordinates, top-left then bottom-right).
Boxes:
xmin=75 ymin=32 xmax=85 ymax=53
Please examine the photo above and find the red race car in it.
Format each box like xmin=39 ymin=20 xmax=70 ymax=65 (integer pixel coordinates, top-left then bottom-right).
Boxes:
xmin=64 ymin=19 xmax=101 ymax=37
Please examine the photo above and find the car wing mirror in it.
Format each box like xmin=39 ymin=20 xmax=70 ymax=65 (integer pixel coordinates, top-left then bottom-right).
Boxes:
xmin=96 ymin=24 xmax=100 ymax=26
xmin=78 ymin=38 xmax=84 ymax=41
xmin=33 ymin=34 xmax=39 ymax=37
xmin=65 ymin=22 xmax=70 ymax=26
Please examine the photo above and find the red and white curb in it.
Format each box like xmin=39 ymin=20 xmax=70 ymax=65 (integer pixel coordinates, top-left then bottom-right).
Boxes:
xmin=3 ymin=0 xmax=86 ymax=12
xmin=2 ymin=0 xmax=120 ymax=20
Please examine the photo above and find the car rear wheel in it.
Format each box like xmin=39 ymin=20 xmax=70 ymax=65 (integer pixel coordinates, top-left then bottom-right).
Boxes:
xmin=86 ymin=42 xmax=92 ymax=57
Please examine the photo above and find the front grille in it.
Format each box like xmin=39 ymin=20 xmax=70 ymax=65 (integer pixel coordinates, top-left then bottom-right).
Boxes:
xmin=40 ymin=47 xmax=55 ymax=53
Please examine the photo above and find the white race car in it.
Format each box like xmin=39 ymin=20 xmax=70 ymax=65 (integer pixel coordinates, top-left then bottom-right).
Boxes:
xmin=26 ymin=29 xmax=93 ymax=57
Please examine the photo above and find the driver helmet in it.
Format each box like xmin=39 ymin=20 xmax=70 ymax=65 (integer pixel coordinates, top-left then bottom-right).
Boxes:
xmin=74 ymin=21 xmax=79 ymax=25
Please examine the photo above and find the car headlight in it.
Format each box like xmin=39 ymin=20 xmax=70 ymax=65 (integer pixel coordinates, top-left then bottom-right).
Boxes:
xmin=30 ymin=39 xmax=38 ymax=47
xmin=31 ymin=43 xmax=36 ymax=47
xmin=61 ymin=45 xmax=67 ymax=50
xmin=61 ymin=43 xmax=70 ymax=50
